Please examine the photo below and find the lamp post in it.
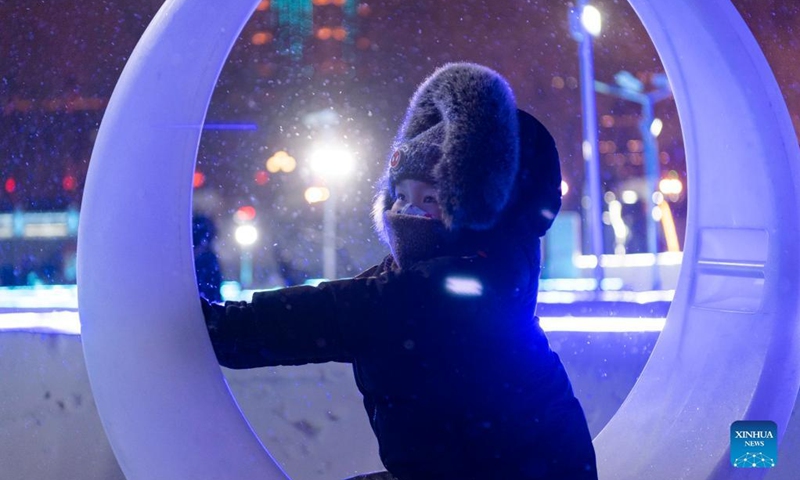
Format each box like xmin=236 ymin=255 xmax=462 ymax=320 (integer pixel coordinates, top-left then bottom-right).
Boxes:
xmin=569 ymin=0 xmax=604 ymax=291
xmin=595 ymin=71 xmax=672 ymax=289
xmin=307 ymin=146 xmax=354 ymax=280
xmin=234 ymin=223 xmax=258 ymax=288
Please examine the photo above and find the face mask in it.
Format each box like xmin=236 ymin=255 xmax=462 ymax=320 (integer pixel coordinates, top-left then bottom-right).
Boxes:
xmin=398 ymin=203 xmax=433 ymax=218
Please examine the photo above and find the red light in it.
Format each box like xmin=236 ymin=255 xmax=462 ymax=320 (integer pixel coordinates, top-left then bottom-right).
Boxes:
xmin=193 ymin=172 xmax=206 ymax=188
xmin=62 ymin=175 xmax=77 ymax=191
xmin=235 ymin=205 xmax=257 ymax=222
xmin=254 ymin=170 xmax=270 ymax=185
xmin=4 ymin=178 xmax=15 ymax=193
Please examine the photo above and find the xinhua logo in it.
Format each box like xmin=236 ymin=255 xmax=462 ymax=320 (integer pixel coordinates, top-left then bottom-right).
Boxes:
xmin=730 ymin=420 xmax=777 ymax=468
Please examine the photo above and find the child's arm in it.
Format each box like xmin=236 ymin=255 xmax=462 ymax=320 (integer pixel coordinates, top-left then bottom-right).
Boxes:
xmin=201 ymin=284 xmax=355 ymax=369
xmin=201 ymin=254 xmax=516 ymax=370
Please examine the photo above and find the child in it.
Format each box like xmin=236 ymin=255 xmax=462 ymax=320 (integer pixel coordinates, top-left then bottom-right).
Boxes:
xmin=202 ymin=63 xmax=597 ymax=480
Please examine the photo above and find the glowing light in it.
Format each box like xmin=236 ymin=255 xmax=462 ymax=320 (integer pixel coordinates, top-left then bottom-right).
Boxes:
xmin=254 ymin=170 xmax=270 ymax=185
xmin=561 ymin=180 xmax=569 ymax=196
xmin=650 ymin=117 xmax=664 ymax=137
xmin=607 ymin=200 xmax=629 ymax=253
xmin=316 ymin=27 xmax=332 ymax=40
xmin=193 ymin=171 xmax=206 ymax=188
xmin=357 ymin=3 xmax=372 ymax=16
xmin=652 ymin=191 xmax=664 ymax=204
xmin=581 ymin=5 xmax=602 ymax=37
xmin=356 ymin=37 xmax=371 ymax=50
xmin=0 ymin=310 xmax=667 ymax=335
xmin=659 ymin=177 xmax=683 ymax=196
xmin=332 ymin=27 xmax=347 ymax=41
xmin=0 ymin=311 xmax=81 ymax=335
xmin=234 ymin=205 xmax=256 ymax=223
xmin=627 ymin=139 xmax=643 ymax=153
xmin=539 ymin=317 xmax=665 ymax=333
xmin=582 ymin=140 xmax=593 ymax=160
xmin=62 ymin=175 xmax=77 ymax=191
xmin=234 ymin=224 xmax=258 ymax=246
xmin=266 ymin=150 xmax=296 ymax=173
xmin=309 ymin=147 xmax=354 ymax=179
xmin=256 ymin=0 xmax=270 ymax=11
xmin=202 ymin=123 xmax=257 ymax=130
xmin=4 ymin=178 xmax=16 ymax=193
xmin=658 ymin=200 xmax=681 ymax=252
xmin=573 ymin=252 xmax=685 ymax=269
xmin=445 ymin=276 xmax=483 ymax=296
xmin=251 ymin=31 xmax=273 ymax=45
xmin=621 ymin=190 xmax=638 ymax=204
xmin=304 ymin=186 xmax=331 ymax=204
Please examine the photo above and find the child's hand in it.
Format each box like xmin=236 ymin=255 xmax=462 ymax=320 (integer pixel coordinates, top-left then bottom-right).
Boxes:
xmin=199 ymin=297 xmax=220 ymax=333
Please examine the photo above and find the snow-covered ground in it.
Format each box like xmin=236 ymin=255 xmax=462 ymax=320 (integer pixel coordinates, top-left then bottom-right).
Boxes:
xmin=1 ymin=308 xmax=797 ymax=479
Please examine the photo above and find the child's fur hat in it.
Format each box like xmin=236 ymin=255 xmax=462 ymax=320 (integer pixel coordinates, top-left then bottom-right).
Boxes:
xmin=373 ymin=62 xmax=561 ymax=243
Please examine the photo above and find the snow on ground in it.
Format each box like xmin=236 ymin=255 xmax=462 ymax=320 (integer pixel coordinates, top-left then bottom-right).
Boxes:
xmin=1 ymin=309 xmax=798 ymax=479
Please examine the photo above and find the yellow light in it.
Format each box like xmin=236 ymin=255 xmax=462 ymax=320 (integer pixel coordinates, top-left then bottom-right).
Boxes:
xmin=659 ymin=177 xmax=683 ymax=196
xmin=650 ymin=118 xmax=664 ymax=137
xmin=266 ymin=150 xmax=296 ymax=174
xmin=560 ymin=180 xmax=569 ymax=197
xmin=658 ymin=200 xmax=681 ymax=252
xmin=281 ymin=155 xmax=296 ymax=173
xmin=304 ymin=186 xmax=331 ymax=204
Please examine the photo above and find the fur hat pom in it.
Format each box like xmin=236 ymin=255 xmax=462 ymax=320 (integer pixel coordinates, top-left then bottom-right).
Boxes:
xmin=373 ymin=63 xmax=520 ymax=236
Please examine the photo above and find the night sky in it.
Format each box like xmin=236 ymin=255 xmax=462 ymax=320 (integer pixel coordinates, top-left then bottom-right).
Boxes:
xmin=1 ymin=0 xmax=798 ymax=279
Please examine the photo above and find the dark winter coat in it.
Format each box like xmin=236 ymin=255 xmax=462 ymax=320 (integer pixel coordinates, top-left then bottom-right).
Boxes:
xmin=204 ymin=63 xmax=596 ymax=479
xmin=203 ymin=234 xmax=596 ymax=480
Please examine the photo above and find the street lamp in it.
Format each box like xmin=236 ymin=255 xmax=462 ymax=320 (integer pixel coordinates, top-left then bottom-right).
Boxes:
xmin=595 ymin=70 xmax=672 ymax=289
xmin=595 ymin=73 xmax=672 ymax=248
xmin=233 ymin=206 xmax=258 ymax=288
xmin=569 ymin=0 xmax=604 ymax=291
xmin=234 ymin=223 xmax=257 ymax=287
xmin=307 ymin=145 xmax=354 ymax=280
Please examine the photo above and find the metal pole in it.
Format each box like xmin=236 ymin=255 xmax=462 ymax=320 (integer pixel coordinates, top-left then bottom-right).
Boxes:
xmin=639 ymin=99 xmax=662 ymax=289
xmin=240 ymin=249 xmax=252 ymax=288
xmin=575 ymin=0 xmax=605 ymax=290
xmin=322 ymin=193 xmax=336 ymax=279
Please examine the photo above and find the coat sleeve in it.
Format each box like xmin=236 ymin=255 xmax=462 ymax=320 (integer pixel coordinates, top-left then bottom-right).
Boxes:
xmin=201 ymin=253 xmax=528 ymax=370
xmin=202 ymin=284 xmax=350 ymax=368
xmin=201 ymin=264 xmax=415 ymax=369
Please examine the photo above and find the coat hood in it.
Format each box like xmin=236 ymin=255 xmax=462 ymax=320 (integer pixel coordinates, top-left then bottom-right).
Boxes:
xmin=373 ymin=63 xmax=562 ymax=247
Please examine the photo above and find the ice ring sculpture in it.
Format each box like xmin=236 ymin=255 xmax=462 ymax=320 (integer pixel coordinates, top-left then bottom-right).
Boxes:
xmin=77 ymin=0 xmax=800 ymax=479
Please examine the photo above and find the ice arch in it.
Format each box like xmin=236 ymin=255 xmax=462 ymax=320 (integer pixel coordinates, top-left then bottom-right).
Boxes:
xmin=594 ymin=1 xmax=800 ymax=478
xmin=76 ymin=1 xmax=800 ymax=480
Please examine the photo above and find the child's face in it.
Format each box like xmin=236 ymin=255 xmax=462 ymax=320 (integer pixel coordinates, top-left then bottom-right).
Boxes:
xmin=391 ymin=179 xmax=442 ymax=220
